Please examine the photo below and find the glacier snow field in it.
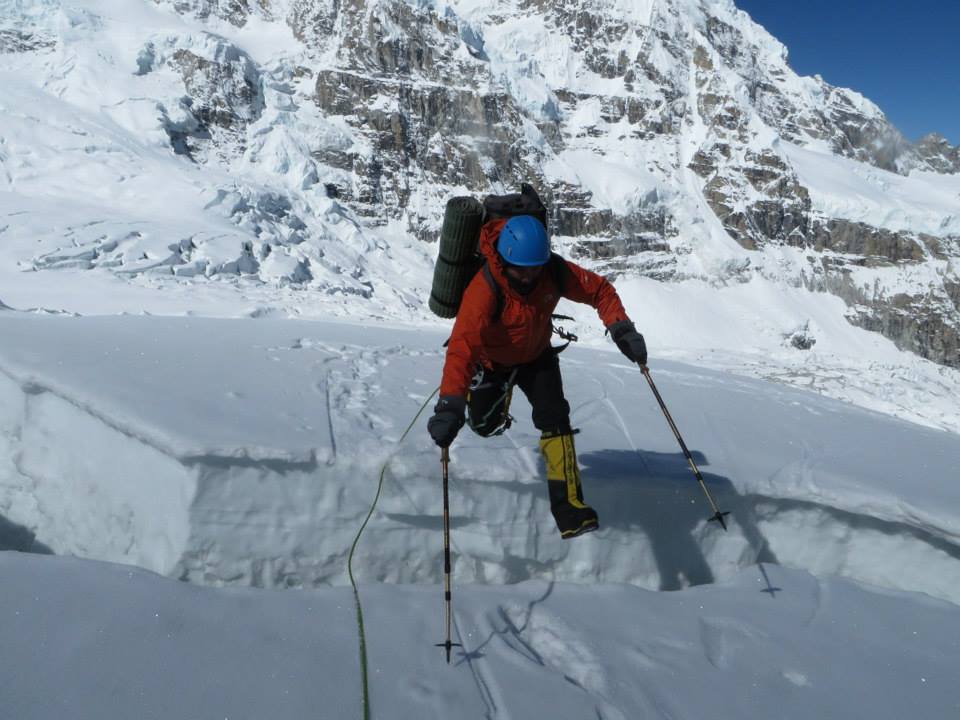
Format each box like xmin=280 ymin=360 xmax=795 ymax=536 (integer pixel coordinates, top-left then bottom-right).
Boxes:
xmin=1 ymin=312 xmax=959 ymax=718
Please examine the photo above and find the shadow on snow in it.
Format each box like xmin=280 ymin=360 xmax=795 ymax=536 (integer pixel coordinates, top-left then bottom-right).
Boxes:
xmin=580 ymin=448 xmax=778 ymax=591
xmin=0 ymin=513 xmax=53 ymax=555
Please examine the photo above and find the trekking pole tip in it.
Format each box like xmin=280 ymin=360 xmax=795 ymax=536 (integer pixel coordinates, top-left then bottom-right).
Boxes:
xmin=435 ymin=640 xmax=462 ymax=664
xmin=710 ymin=510 xmax=731 ymax=531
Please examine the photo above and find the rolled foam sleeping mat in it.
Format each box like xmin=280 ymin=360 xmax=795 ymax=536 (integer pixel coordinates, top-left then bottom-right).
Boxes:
xmin=429 ymin=196 xmax=485 ymax=318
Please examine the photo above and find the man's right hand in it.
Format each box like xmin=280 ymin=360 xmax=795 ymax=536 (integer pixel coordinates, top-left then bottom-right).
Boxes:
xmin=428 ymin=396 xmax=467 ymax=448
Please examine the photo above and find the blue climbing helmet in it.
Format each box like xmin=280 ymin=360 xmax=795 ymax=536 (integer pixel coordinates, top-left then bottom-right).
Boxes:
xmin=497 ymin=215 xmax=550 ymax=267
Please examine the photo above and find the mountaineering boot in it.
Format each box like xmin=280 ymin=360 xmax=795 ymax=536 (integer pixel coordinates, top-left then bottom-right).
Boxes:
xmin=539 ymin=431 xmax=599 ymax=539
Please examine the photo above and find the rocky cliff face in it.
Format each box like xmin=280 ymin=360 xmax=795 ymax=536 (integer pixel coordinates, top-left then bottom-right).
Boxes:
xmin=5 ymin=0 xmax=959 ymax=367
xmin=137 ymin=34 xmax=265 ymax=162
xmin=286 ymin=0 xmax=959 ymax=366
xmin=915 ymin=133 xmax=960 ymax=175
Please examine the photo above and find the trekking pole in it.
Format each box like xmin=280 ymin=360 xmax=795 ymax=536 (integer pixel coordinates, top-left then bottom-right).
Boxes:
xmin=640 ymin=365 xmax=730 ymax=530
xmin=435 ymin=446 xmax=462 ymax=663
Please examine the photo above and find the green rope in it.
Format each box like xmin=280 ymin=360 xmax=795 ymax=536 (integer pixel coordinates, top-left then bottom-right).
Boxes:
xmin=347 ymin=386 xmax=439 ymax=720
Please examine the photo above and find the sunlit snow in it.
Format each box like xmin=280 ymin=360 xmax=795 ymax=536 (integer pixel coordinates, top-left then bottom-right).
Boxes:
xmin=2 ymin=0 xmax=959 ymax=718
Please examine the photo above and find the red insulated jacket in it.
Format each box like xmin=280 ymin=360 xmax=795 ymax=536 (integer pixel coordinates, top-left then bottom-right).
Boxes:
xmin=440 ymin=218 xmax=631 ymax=398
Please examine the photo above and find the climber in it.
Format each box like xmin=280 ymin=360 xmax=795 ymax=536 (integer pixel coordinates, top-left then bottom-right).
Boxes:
xmin=427 ymin=214 xmax=647 ymax=538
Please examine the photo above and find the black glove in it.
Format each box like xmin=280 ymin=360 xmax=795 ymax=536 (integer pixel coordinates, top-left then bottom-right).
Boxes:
xmin=427 ymin=396 xmax=467 ymax=448
xmin=608 ymin=320 xmax=647 ymax=365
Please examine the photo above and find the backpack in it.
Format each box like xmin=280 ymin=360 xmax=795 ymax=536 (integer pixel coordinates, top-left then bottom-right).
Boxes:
xmin=429 ymin=184 xmax=567 ymax=322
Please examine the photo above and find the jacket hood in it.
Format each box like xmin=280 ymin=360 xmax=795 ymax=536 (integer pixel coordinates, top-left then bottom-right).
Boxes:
xmin=478 ymin=218 xmax=508 ymax=271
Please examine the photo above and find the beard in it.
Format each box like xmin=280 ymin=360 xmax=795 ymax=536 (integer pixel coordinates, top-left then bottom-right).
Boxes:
xmin=506 ymin=275 xmax=538 ymax=295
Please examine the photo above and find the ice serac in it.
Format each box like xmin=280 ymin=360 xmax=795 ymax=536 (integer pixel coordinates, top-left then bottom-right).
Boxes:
xmin=137 ymin=32 xmax=266 ymax=163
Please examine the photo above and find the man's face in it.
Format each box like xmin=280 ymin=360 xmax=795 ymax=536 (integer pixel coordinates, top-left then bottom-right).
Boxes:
xmin=503 ymin=263 xmax=544 ymax=295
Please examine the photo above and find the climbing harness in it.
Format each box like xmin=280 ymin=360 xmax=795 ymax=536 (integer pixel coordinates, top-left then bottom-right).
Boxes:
xmin=467 ymin=366 xmax=518 ymax=436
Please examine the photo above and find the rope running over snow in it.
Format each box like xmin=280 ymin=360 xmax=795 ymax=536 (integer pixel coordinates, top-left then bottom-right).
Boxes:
xmin=346 ymin=386 xmax=439 ymax=720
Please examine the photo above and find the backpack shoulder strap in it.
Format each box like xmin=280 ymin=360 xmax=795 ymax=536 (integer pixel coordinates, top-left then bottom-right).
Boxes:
xmin=481 ymin=254 xmax=565 ymax=324
xmin=480 ymin=253 xmax=570 ymax=322
xmin=481 ymin=262 xmax=505 ymax=323
xmin=548 ymin=253 xmax=568 ymax=295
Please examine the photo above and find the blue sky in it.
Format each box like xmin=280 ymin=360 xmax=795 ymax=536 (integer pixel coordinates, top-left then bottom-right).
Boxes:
xmin=735 ymin=1 xmax=960 ymax=145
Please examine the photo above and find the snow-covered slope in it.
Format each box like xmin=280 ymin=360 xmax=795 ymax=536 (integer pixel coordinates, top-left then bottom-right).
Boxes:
xmin=2 ymin=310 xmax=960 ymax=718
xmin=4 ymin=552 xmax=958 ymax=720
xmin=2 ymin=3 xmax=960 ymax=715
xmin=2 ymin=312 xmax=960 ymax=605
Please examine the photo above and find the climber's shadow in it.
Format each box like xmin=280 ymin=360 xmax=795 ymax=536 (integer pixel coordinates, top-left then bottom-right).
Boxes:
xmin=580 ymin=448 xmax=777 ymax=591
xmin=0 ymin=514 xmax=53 ymax=554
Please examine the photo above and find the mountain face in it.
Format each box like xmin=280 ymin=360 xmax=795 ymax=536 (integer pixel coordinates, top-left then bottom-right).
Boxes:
xmin=293 ymin=0 xmax=960 ymax=364
xmin=2 ymin=0 xmax=959 ymax=367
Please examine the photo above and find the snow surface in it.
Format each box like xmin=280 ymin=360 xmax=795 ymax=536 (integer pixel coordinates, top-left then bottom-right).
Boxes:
xmin=2 ymin=311 xmax=960 ymax=716
xmin=4 ymin=552 xmax=959 ymax=720
xmin=781 ymin=140 xmax=960 ymax=237
xmin=2 ymin=1 xmax=960 ymax=717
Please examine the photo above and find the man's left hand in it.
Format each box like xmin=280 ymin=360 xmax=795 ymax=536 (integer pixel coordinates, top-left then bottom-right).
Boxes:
xmin=608 ymin=320 xmax=647 ymax=365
